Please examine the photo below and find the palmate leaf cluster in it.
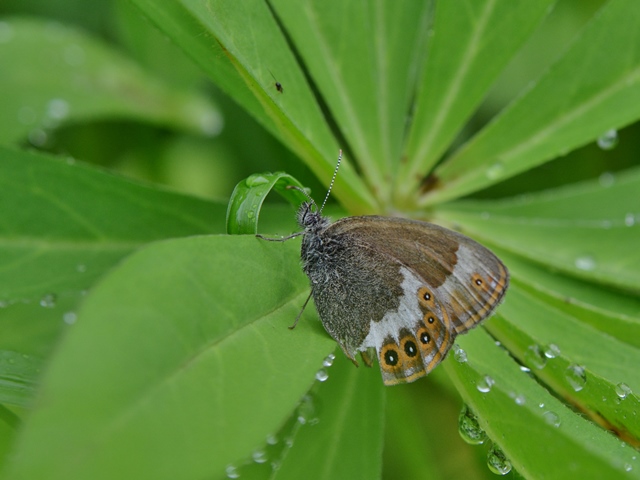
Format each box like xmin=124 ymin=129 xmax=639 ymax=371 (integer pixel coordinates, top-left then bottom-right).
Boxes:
xmin=0 ymin=1 xmax=639 ymax=479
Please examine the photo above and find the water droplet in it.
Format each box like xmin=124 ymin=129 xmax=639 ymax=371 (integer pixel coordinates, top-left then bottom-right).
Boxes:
xmin=0 ymin=21 xmax=14 ymax=43
xmin=315 ymin=369 xmax=329 ymax=382
xmin=597 ymin=129 xmax=618 ymax=150
xmin=296 ymin=394 xmax=317 ymax=425
xmin=525 ymin=344 xmax=547 ymax=369
xmin=539 ymin=402 xmax=545 ymax=408
xmin=544 ymin=343 xmax=561 ymax=359
xmin=575 ymin=255 xmax=596 ymax=271
xmin=322 ymin=353 xmax=335 ymax=367
xmin=543 ymin=411 xmax=561 ymax=427
xmin=519 ymin=365 xmax=531 ymax=373
xmin=246 ymin=210 xmax=255 ymax=219
xmin=252 ymin=450 xmax=267 ymax=464
xmin=487 ymin=444 xmax=512 ymax=475
xmin=225 ymin=465 xmax=240 ymax=479
xmin=565 ymin=364 xmax=587 ymax=392
xmin=63 ymin=312 xmax=77 ymax=325
xmin=46 ymin=98 xmax=69 ymax=121
xmin=198 ymin=110 xmax=223 ymax=136
xmin=266 ymin=434 xmax=278 ymax=445
xmin=453 ymin=344 xmax=468 ymax=363
xmin=625 ymin=213 xmax=636 ymax=227
xmin=40 ymin=293 xmax=57 ymax=308
xmin=76 ymin=264 xmax=87 ymax=273
xmin=615 ymin=383 xmax=632 ymax=400
xmin=514 ymin=394 xmax=526 ymax=406
xmin=486 ymin=162 xmax=505 ymax=180
xmin=28 ymin=128 xmax=48 ymax=147
xmin=599 ymin=172 xmax=615 ymax=187
xmin=477 ymin=375 xmax=495 ymax=393
xmin=458 ymin=404 xmax=487 ymax=445
xmin=624 ymin=463 xmax=633 ymax=472
xmin=245 ymin=175 xmax=269 ymax=187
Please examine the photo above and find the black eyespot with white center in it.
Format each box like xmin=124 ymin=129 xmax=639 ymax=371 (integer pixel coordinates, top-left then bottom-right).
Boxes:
xmin=404 ymin=340 xmax=417 ymax=357
xmin=420 ymin=332 xmax=430 ymax=344
xmin=423 ymin=292 xmax=431 ymax=301
xmin=428 ymin=316 xmax=435 ymax=324
xmin=475 ymin=278 xmax=483 ymax=286
xmin=384 ymin=349 xmax=399 ymax=366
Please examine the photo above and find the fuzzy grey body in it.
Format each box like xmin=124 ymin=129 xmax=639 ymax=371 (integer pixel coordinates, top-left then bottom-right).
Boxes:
xmin=299 ymin=206 xmax=403 ymax=358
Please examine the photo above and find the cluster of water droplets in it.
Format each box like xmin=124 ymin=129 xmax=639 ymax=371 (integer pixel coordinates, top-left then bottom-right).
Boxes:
xmin=223 ymin=358 xmax=338 ymax=479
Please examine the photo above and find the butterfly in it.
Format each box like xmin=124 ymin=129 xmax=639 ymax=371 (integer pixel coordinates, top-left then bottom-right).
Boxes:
xmin=261 ymin=151 xmax=509 ymax=385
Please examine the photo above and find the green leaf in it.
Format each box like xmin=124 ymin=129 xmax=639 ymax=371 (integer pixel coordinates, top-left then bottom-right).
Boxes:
xmin=424 ymin=0 xmax=640 ymax=205
xmin=130 ymin=0 xmax=377 ymax=214
xmin=0 ymin=18 xmax=221 ymax=145
xmin=0 ymin=146 xmax=221 ymax=303
xmin=226 ymin=172 xmax=309 ymax=235
xmin=2 ymin=236 xmax=335 ymax=480
xmin=497 ymin=249 xmax=640 ymax=349
xmin=397 ymin=0 xmax=555 ymax=202
xmin=0 ymin=351 xmax=40 ymax=408
xmin=435 ymin=166 xmax=640 ymax=291
xmin=272 ymin=0 xmax=432 ymax=204
xmin=487 ymin=285 xmax=640 ymax=443
xmin=272 ymin=355 xmax=384 ymax=480
xmin=447 ymin=328 xmax=639 ymax=479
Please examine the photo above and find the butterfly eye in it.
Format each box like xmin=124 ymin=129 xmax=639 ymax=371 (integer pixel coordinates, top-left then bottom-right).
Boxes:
xmin=384 ymin=348 xmax=399 ymax=366
xmin=472 ymin=273 xmax=493 ymax=290
xmin=417 ymin=287 xmax=436 ymax=308
xmin=404 ymin=340 xmax=418 ymax=357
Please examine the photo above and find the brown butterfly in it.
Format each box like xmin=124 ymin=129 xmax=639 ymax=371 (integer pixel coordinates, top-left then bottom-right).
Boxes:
xmin=262 ymin=151 xmax=509 ymax=385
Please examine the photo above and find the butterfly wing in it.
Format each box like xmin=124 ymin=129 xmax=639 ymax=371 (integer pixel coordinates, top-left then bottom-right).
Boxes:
xmin=305 ymin=216 xmax=509 ymax=386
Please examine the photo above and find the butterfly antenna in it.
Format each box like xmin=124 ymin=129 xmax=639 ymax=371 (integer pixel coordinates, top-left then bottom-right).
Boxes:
xmin=319 ymin=150 xmax=342 ymax=214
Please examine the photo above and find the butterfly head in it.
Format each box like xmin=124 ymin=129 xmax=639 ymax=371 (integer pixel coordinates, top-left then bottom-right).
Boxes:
xmin=296 ymin=201 xmax=330 ymax=234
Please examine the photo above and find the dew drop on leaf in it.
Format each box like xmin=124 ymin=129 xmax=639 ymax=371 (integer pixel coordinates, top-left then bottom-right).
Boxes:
xmin=40 ymin=293 xmax=57 ymax=308
xmin=599 ymin=172 xmax=615 ymax=187
xmin=453 ymin=344 xmax=467 ymax=363
xmin=543 ymin=411 xmax=561 ymax=428
xmin=544 ymin=343 xmax=561 ymax=359
xmin=252 ymin=450 xmax=267 ymax=464
xmin=458 ymin=404 xmax=487 ymax=445
xmin=225 ymin=465 xmax=239 ymax=479
xmin=525 ymin=344 xmax=547 ymax=369
xmin=315 ymin=369 xmax=329 ymax=382
xmin=565 ymin=364 xmax=587 ymax=392
xmin=487 ymin=444 xmax=512 ymax=475
xmin=575 ymin=255 xmax=596 ymax=271
xmin=485 ymin=162 xmax=505 ymax=180
xmin=597 ymin=129 xmax=618 ymax=150
xmin=477 ymin=375 xmax=495 ymax=393
xmin=245 ymin=174 xmax=269 ymax=187
xmin=615 ymin=382 xmax=632 ymax=400
xmin=322 ymin=353 xmax=335 ymax=367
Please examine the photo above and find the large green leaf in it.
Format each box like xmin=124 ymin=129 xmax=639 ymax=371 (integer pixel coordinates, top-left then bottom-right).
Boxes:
xmin=423 ymin=0 xmax=640 ymax=205
xmin=396 ymin=0 xmax=555 ymax=203
xmin=436 ymin=167 xmax=640 ymax=291
xmin=272 ymin=0 xmax=432 ymax=204
xmin=130 ymin=0 xmax=377 ymax=214
xmin=2 ymin=236 xmax=335 ymax=480
xmin=448 ymin=327 xmax=639 ymax=479
xmin=0 ymin=18 xmax=221 ymax=145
